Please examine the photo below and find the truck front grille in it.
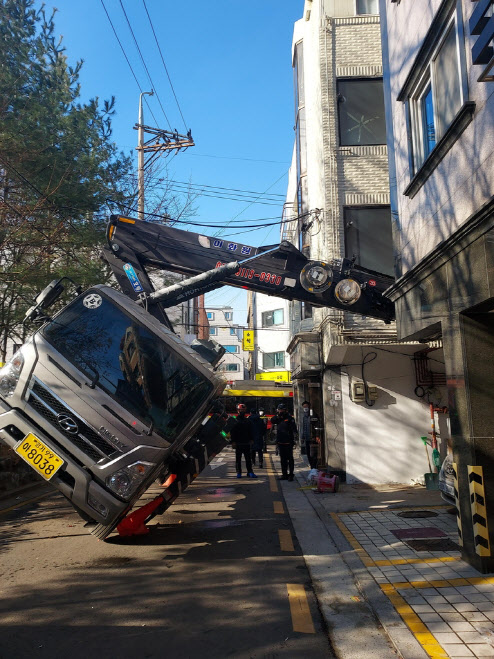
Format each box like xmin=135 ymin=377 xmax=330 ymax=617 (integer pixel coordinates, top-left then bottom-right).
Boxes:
xmin=27 ymin=381 xmax=119 ymax=461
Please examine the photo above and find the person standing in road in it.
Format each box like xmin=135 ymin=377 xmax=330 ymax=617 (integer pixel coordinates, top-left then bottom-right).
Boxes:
xmin=248 ymin=408 xmax=266 ymax=468
xmin=230 ymin=403 xmax=258 ymax=479
xmin=300 ymin=400 xmax=318 ymax=469
xmin=258 ymin=408 xmax=268 ymax=453
xmin=271 ymin=403 xmax=297 ymax=481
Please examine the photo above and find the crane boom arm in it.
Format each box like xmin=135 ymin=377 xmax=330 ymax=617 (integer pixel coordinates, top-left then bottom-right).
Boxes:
xmin=102 ymin=215 xmax=395 ymax=323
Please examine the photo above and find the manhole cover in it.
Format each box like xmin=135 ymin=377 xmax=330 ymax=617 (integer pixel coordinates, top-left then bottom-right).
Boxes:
xmin=396 ymin=510 xmax=438 ymax=518
xmin=392 ymin=527 xmax=446 ymax=540
xmin=404 ymin=538 xmax=460 ymax=552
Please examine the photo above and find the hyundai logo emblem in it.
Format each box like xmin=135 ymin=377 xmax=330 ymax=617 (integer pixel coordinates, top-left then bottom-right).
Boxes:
xmin=57 ymin=413 xmax=79 ymax=435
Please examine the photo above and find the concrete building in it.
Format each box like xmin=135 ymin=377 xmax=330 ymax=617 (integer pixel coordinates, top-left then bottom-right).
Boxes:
xmin=248 ymin=292 xmax=291 ymax=382
xmin=206 ymin=305 xmax=248 ymax=381
xmin=380 ymin=0 xmax=494 ymax=572
xmin=284 ymin=0 xmax=447 ymax=484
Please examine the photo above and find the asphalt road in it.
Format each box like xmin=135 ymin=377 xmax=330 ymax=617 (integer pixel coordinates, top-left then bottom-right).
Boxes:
xmin=0 ymin=448 xmax=334 ymax=658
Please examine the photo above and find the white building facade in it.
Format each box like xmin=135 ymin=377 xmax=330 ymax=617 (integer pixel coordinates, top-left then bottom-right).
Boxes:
xmin=284 ymin=0 xmax=448 ymax=484
xmin=250 ymin=292 xmax=291 ymax=382
xmin=206 ymin=305 xmax=249 ymax=382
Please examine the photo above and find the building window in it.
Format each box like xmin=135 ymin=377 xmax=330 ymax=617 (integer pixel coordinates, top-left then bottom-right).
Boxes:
xmin=337 ymin=79 xmax=386 ymax=146
xmin=219 ymin=363 xmax=239 ymax=372
xmin=230 ymin=328 xmax=236 ymax=336
xmin=262 ymin=309 xmax=284 ymax=327
xmin=209 ymin=327 xmax=217 ymax=336
xmin=206 ymin=312 xmax=214 ymax=320
xmin=224 ymin=311 xmax=232 ymax=320
xmin=344 ymin=207 xmax=394 ymax=277
xmin=356 ymin=0 xmax=379 ymax=14
xmin=408 ymin=14 xmax=464 ymax=171
xmin=263 ymin=351 xmax=285 ymax=369
xmin=222 ymin=345 xmax=239 ymax=353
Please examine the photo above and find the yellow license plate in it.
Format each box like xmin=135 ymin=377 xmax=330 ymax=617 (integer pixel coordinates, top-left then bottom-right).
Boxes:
xmin=15 ymin=433 xmax=64 ymax=481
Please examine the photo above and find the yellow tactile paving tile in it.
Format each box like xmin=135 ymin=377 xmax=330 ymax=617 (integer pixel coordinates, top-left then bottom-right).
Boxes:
xmin=331 ymin=511 xmax=461 ymax=571
xmin=379 ymin=584 xmax=449 ymax=658
xmin=374 ymin=556 xmax=459 ymax=566
xmin=332 ymin=509 xmax=494 ymax=658
xmin=390 ymin=575 xmax=494 ymax=590
xmin=273 ymin=501 xmax=284 ymax=514
xmin=286 ymin=583 xmax=316 ymax=634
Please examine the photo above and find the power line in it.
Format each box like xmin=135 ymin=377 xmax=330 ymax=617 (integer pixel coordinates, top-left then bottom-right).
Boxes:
xmin=100 ymin=0 xmax=160 ymax=129
xmin=164 ymin=184 xmax=283 ymax=206
xmin=167 ymin=179 xmax=286 ymax=200
xmin=116 ymin=149 xmax=291 ymax=165
xmin=142 ymin=0 xmax=188 ymax=132
xmin=118 ymin=0 xmax=172 ymax=130
xmin=120 ymin=173 xmax=286 ymax=201
xmin=121 ymin=179 xmax=284 ymax=206
xmin=166 ymin=179 xmax=285 ymax=199
xmin=111 ymin=200 xmax=311 ymax=229
xmin=217 ymin=170 xmax=289 ymax=236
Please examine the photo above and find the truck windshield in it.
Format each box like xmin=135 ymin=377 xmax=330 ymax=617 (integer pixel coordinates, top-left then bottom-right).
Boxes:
xmin=42 ymin=291 xmax=213 ymax=439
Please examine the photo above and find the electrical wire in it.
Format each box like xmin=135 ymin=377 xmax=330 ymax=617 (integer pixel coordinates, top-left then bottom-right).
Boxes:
xmin=218 ymin=170 xmax=289 ymax=235
xmin=183 ymin=152 xmax=290 ymax=165
xmin=110 ymin=199 xmax=310 ymax=229
xmin=165 ymin=180 xmax=285 ymax=199
xmin=120 ymin=175 xmax=286 ymax=204
xmin=361 ymin=351 xmax=377 ymax=407
xmin=118 ymin=0 xmax=172 ymax=130
xmin=142 ymin=0 xmax=188 ymax=132
xmin=162 ymin=185 xmax=283 ymax=206
xmin=100 ymin=0 xmax=160 ymax=129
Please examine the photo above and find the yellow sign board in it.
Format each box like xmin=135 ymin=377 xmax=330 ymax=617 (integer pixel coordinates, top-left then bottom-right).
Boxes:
xmin=242 ymin=330 xmax=254 ymax=351
xmin=255 ymin=370 xmax=291 ymax=382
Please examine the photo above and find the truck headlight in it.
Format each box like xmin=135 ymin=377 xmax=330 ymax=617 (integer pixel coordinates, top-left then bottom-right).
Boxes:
xmin=106 ymin=461 xmax=154 ymax=499
xmin=0 ymin=350 xmax=25 ymax=399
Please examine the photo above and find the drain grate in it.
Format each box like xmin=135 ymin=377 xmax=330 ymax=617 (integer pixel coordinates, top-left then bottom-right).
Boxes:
xmin=396 ymin=510 xmax=438 ymax=519
xmin=404 ymin=538 xmax=460 ymax=552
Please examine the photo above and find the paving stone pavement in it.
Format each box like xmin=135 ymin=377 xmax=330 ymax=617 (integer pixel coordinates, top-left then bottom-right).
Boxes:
xmin=289 ymin=457 xmax=494 ymax=659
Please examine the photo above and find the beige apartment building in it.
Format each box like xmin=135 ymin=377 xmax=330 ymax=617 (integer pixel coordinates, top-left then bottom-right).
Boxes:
xmin=285 ymin=0 xmax=448 ymax=484
xmin=380 ymin=0 xmax=494 ymax=572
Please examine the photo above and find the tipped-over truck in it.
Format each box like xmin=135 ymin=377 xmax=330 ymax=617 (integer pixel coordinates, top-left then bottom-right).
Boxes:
xmin=0 ymin=215 xmax=394 ymax=539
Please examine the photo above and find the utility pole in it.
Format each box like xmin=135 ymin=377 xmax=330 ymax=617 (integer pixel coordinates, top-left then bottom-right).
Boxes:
xmin=138 ymin=90 xmax=154 ymax=219
xmin=135 ymin=92 xmax=195 ymax=220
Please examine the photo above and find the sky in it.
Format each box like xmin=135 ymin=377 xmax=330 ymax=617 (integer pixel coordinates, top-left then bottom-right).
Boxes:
xmin=38 ymin=0 xmax=304 ymax=325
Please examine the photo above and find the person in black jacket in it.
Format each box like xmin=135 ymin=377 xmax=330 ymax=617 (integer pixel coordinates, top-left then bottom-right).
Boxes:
xmin=248 ymin=409 xmax=266 ymax=468
xmin=270 ymin=403 xmax=298 ymax=481
xmin=230 ymin=404 xmax=258 ymax=479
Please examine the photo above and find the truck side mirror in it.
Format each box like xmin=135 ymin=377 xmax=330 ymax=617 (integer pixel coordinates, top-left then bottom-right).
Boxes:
xmin=36 ymin=279 xmax=65 ymax=309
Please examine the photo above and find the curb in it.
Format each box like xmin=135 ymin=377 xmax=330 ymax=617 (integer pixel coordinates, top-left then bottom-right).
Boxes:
xmin=279 ymin=452 xmax=429 ymax=658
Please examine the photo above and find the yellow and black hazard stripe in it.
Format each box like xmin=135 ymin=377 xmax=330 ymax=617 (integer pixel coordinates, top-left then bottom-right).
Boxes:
xmin=452 ymin=462 xmax=463 ymax=547
xmin=468 ymin=465 xmax=491 ymax=556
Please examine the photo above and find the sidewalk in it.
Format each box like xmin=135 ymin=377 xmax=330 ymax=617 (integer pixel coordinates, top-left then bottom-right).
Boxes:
xmin=278 ymin=450 xmax=494 ymax=659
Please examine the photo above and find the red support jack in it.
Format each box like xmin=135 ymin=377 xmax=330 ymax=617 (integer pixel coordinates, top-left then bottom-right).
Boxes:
xmin=117 ymin=494 xmax=167 ymax=537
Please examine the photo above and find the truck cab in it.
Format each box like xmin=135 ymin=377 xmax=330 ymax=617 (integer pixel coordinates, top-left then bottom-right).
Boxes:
xmin=0 ymin=285 xmax=224 ymax=534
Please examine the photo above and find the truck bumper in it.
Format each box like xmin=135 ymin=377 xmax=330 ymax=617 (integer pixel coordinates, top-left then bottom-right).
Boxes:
xmin=0 ymin=401 xmax=128 ymax=527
